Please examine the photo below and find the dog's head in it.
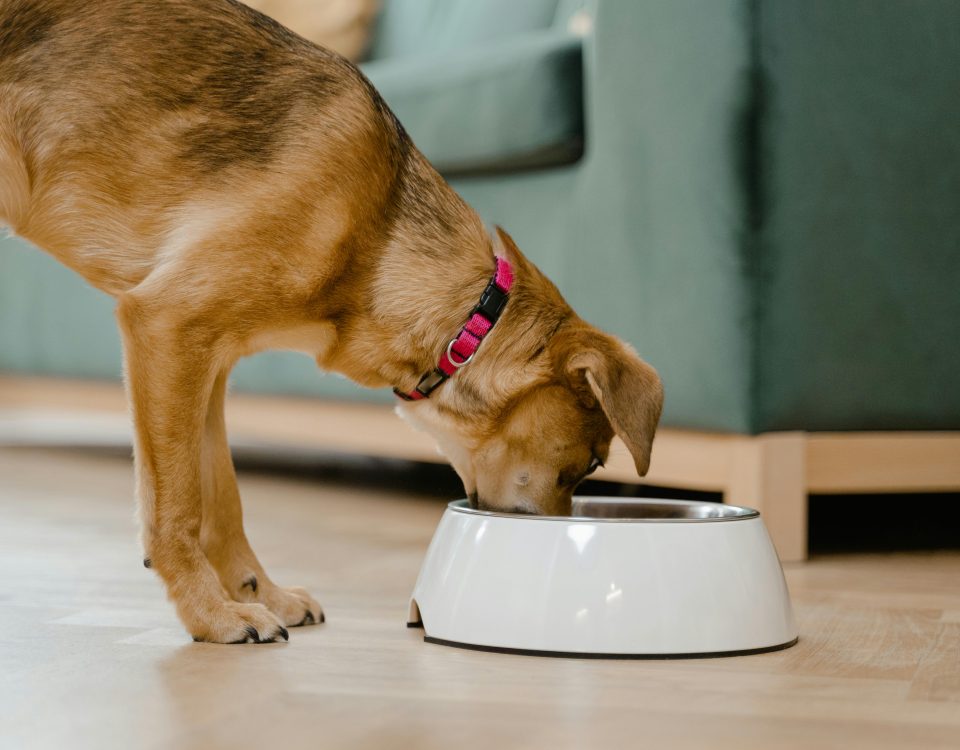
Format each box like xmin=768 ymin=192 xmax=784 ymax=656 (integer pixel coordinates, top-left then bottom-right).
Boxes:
xmin=473 ymin=327 xmax=662 ymax=515
xmin=398 ymin=232 xmax=664 ymax=516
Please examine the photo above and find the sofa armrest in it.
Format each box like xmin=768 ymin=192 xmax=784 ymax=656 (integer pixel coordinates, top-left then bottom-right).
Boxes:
xmin=362 ymin=29 xmax=584 ymax=175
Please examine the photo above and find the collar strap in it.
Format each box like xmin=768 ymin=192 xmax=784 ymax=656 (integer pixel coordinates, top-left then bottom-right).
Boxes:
xmin=394 ymin=256 xmax=514 ymax=401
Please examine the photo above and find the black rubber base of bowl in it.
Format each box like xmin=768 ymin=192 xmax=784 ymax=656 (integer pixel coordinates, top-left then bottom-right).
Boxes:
xmin=416 ymin=631 xmax=799 ymax=660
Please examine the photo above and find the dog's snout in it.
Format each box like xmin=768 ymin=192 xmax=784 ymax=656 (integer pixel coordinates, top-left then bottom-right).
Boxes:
xmin=473 ymin=495 xmax=502 ymax=512
xmin=473 ymin=495 xmax=538 ymax=515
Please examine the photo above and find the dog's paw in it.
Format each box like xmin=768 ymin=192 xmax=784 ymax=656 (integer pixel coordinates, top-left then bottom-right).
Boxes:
xmin=207 ymin=556 xmax=324 ymax=627
xmin=257 ymin=584 xmax=325 ymax=627
xmin=190 ymin=601 xmax=290 ymax=644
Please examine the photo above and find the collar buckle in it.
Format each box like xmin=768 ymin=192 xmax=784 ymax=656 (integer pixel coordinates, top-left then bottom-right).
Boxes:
xmin=415 ymin=368 xmax=448 ymax=396
xmin=475 ymin=279 xmax=509 ymax=322
xmin=393 ymin=368 xmax=449 ymax=401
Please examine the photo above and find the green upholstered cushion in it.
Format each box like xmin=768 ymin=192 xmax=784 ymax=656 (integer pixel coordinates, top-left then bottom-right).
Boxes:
xmin=367 ymin=0 xmax=560 ymax=61
xmin=755 ymin=0 xmax=960 ymax=431
xmin=362 ymin=29 xmax=584 ymax=174
xmin=0 ymin=238 xmax=121 ymax=380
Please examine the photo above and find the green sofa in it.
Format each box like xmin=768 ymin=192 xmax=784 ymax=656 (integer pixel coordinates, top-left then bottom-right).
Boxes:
xmin=2 ymin=0 xmax=959 ymax=434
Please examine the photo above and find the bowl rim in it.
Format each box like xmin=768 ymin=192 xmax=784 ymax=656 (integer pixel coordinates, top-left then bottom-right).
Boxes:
xmin=447 ymin=497 xmax=760 ymax=523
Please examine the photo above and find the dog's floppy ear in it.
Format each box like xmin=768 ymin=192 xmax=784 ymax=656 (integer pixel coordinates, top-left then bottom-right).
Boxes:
xmin=563 ymin=329 xmax=664 ymax=476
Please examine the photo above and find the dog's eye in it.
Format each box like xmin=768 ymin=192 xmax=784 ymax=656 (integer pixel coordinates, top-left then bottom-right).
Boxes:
xmin=558 ymin=456 xmax=604 ymax=488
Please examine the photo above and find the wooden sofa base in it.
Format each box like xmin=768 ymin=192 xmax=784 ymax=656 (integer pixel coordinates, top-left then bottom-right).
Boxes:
xmin=617 ymin=429 xmax=960 ymax=562
xmin=2 ymin=376 xmax=958 ymax=562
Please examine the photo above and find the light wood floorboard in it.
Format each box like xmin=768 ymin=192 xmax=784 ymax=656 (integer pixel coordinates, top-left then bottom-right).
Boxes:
xmin=0 ymin=447 xmax=958 ymax=750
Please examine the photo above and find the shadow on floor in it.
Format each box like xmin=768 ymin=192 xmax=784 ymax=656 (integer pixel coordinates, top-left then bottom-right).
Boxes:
xmin=232 ymin=451 xmax=960 ymax=555
xmin=9 ymin=443 xmax=957 ymax=555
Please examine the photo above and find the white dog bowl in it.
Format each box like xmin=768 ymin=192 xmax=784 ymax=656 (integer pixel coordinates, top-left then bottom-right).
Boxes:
xmin=407 ymin=498 xmax=798 ymax=658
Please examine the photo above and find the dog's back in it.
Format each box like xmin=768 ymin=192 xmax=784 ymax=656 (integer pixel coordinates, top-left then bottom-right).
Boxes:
xmin=0 ymin=0 xmax=427 ymax=295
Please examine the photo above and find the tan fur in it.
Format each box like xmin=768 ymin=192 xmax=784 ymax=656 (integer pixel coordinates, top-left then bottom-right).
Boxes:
xmin=0 ymin=0 xmax=663 ymax=643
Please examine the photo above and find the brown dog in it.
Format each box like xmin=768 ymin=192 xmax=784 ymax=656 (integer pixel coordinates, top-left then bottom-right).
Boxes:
xmin=0 ymin=0 xmax=663 ymax=643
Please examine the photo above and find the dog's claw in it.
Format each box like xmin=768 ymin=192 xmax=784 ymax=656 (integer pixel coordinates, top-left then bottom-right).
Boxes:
xmin=143 ymin=557 xmax=152 ymax=569
xmin=298 ymin=611 xmax=316 ymax=627
xmin=228 ymin=625 xmax=261 ymax=644
xmin=195 ymin=622 xmax=292 ymax=644
xmin=254 ymin=626 xmax=287 ymax=644
xmin=241 ymin=575 xmax=258 ymax=593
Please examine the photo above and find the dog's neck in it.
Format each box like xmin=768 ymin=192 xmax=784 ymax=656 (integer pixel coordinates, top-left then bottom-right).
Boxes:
xmin=316 ymin=154 xmax=569 ymax=413
xmin=383 ymin=216 xmax=507 ymax=400
xmin=392 ymin=252 xmax=512 ymax=403
xmin=314 ymin=181 xmax=492 ymax=387
xmin=383 ymin=217 xmax=571 ymax=418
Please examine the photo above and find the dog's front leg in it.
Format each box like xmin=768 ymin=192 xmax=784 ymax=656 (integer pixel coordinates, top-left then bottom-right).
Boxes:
xmin=117 ymin=297 xmax=288 ymax=643
xmin=200 ymin=370 xmax=324 ymax=627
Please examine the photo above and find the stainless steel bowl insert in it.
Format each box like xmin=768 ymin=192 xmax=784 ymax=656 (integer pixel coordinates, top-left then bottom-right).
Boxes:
xmin=449 ymin=497 xmax=759 ymax=523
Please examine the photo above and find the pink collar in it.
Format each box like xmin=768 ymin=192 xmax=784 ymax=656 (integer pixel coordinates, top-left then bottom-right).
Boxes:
xmin=394 ymin=256 xmax=514 ymax=401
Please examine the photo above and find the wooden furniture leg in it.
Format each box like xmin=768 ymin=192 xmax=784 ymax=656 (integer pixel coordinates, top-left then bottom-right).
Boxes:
xmin=726 ymin=432 xmax=808 ymax=563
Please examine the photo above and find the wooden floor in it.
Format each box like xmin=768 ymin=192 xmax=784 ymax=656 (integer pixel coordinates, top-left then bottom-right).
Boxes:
xmin=0 ymin=447 xmax=958 ymax=750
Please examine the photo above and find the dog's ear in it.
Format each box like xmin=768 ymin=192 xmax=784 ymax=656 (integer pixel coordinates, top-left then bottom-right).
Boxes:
xmin=562 ymin=329 xmax=664 ymax=476
xmin=492 ymin=225 xmax=520 ymax=263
